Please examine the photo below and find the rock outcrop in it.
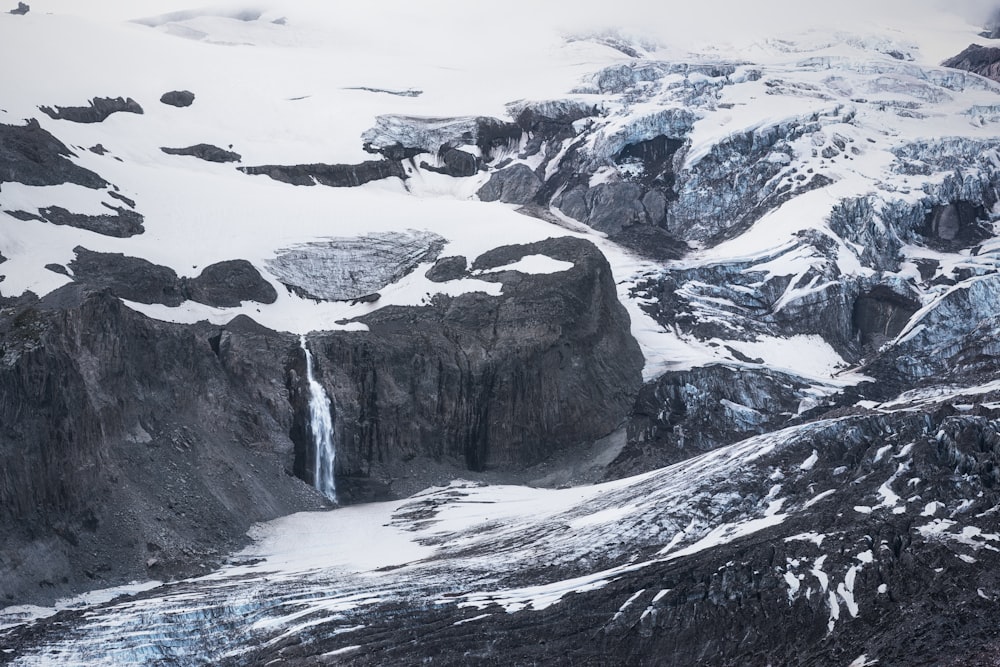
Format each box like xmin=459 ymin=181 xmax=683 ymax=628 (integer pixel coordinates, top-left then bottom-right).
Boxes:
xmin=67 ymin=248 xmax=277 ymax=307
xmin=942 ymin=44 xmax=1000 ymax=82
xmin=0 ymin=120 xmax=107 ymax=188
xmin=39 ymin=97 xmax=144 ymax=123
xmin=159 ymin=90 xmax=195 ymax=107
xmin=294 ymin=237 xmax=643 ymax=495
xmin=161 ymin=144 xmax=241 ymax=163
xmin=11 ymin=204 xmax=145 ymax=238
xmin=238 ymin=159 xmax=405 ymax=187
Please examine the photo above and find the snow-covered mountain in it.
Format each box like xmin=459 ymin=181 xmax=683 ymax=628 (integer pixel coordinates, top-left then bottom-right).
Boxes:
xmin=3 ymin=1 xmax=1000 ymax=664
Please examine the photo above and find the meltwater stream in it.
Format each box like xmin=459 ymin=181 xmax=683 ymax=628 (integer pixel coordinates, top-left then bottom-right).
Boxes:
xmin=300 ymin=335 xmax=336 ymax=501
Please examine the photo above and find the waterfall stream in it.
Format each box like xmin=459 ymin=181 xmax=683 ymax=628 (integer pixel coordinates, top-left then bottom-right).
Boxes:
xmin=300 ymin=335 xmax=336 ymax=501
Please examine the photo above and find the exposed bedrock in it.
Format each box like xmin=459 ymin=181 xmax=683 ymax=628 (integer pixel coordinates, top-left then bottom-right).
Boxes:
xmin=238 ymin=160 xmax=405 ymax=187
xmin=161 ymin=144 xmax=241 ymax=163
xmin=39 ymin=96 xmax=144 ymax=123
xmin=942 ymin=43 xmax=1000 ymax=82
xmin=11 ymin=204 xmax=145 ymax=238
xmin=291 ymin=237 xmax=643 ymax=494
xmin=0 ymin=287 xmax=322 ymax=606
xmin=67 ymin=248 xmax=277 ymax=307
xmin=0 ymin=119 xmax=107 ymax=188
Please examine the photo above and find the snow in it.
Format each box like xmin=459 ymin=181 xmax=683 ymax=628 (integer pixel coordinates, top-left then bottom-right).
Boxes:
xmin=785 ymin=532 xmax=826 ymax=546
xmin=476 ymin=254 xmax=575 ymax=276
xmin=800 ymin=450 xmax=819 ymax=471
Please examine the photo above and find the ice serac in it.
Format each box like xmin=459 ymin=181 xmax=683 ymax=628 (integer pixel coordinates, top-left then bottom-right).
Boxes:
xmin=300 ymin=335 xmax=336 ymax=501
xmin=266 ymin=230 xmax=445 ymax=302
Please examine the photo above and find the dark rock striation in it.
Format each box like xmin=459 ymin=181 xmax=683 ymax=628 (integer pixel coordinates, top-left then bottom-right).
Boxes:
xmin=239 ymin=160 xmax=404 ymax=186
xmin=161 ymin=144 xmax=241 ymax=163
xmin=12 ymin=204 xmax=145 ymax=238
xmin=39 ymin=97 xmax=144 ymax=123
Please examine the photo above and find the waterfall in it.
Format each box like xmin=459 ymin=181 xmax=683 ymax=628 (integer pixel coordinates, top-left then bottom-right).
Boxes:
xmin=300 ymin=335 xmax=336 ymax=501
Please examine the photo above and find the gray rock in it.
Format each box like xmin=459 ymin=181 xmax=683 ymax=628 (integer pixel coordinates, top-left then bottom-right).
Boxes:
xmin=0 ymin=120 xmax=107 ymax=188
xmin=943 ymin=43 xmax=1000 ymax=83
xmin=300 ymin=236 xmax=643 ymax=479
xmin=420 ymin=147 xmax=479 ymax=177
xmin=8 ymin=2 xmax=28 ymax=14
xmin=477 ymin=163 xmax=542 ymax=204
xmin=0 ymin=287 xmax=323 ymax=606
xmin=161 ymin=144 xmax=241 ymax=163
xmin=239 ymin=160 xmax=405 ymax=187
xmin=68 ymin=247 xmax=184 ymax=305
xmin=20 ymin=204 xmax=145 ymax=238
xmin=159 ymin=90 xmax=195 ymax=107
xmin=183 ymin=260 xmax=277 ymax=307
xmin=425 ymin=256 xmax=467 ymax=282
xmin=39 ymin=97 xmax=144 ymax=123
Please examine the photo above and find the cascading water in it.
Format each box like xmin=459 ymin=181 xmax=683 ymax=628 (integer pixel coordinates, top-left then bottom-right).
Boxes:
xmin=300 ymin=335 xmax=336 ymax=501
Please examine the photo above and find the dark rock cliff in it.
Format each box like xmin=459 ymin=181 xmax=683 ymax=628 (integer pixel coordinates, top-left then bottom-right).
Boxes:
xmin=0 ymin=287 xmax=320 ymax=606
xmin=293 ymin=236 xmax=643 ymax=497
xmin=0 ymin=236 xmax=642 ymax=606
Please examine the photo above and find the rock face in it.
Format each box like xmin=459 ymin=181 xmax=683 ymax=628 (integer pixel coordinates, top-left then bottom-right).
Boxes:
xmin=0 ymin=120 xmax=107 ymax=188
xmin=184 ymin=260 xmax=278 ymax=307
xmin=68 ymin=248 xmax=277 ymax=307
xmin=0 ymin=236 xmax=642 ymax=605
xmin=296 ymin=237 xmax=643 ymax=494
xmin=39 ymin=97 xmax=144 ymax=123
xmin=159 ymin=90 xmax=195 ymax=107
xmin=424 ymin=255 xmax=467 ymax=282
xmin=0 ymin=287 xmax=323 ymax=606
xmin=238 ymin=160 xmax=405 ymax=187
xmin=942 ymin=44 xmax=1000 ymax=82
xmin=161 ymin=144 xmax=241 ymax=163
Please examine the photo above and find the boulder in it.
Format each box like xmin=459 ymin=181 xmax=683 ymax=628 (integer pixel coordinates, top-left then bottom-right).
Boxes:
xmin=477 ymin=163 xmax=542 ymax=204
xmin=159 ymin=90 xmax=195 ymax=107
